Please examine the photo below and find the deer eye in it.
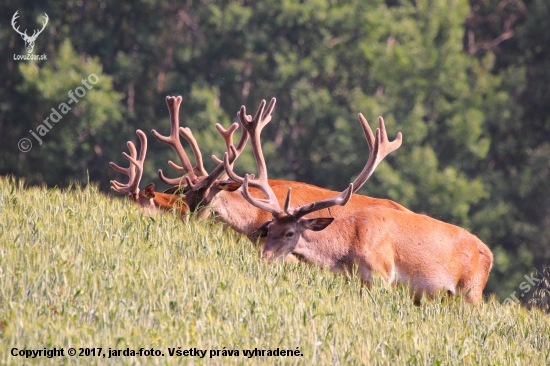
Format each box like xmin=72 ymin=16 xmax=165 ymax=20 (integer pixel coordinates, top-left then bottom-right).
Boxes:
xmin=285 ymin=232 xmax=294 ymax=238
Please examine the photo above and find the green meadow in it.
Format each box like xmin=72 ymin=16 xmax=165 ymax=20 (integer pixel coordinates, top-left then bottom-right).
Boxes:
xmin=0 ymin=176 xmax=548 ymax=365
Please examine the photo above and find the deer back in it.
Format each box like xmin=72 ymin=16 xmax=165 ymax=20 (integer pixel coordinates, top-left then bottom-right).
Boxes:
xmin=285 ymin=206 xmax=492 ymax=302
xmin=211 ymin=181 xmax=410 ymax=239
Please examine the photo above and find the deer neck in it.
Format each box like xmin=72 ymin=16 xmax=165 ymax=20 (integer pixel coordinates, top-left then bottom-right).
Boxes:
xmin=292 ymin=221 xmax=354 ymax=272
xmin=208 ymin=190 xmax=267 ymax=235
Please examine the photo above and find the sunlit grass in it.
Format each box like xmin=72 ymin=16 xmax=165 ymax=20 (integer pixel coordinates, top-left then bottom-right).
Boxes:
xmin=0 ymin=176 xmax=548 ymax=365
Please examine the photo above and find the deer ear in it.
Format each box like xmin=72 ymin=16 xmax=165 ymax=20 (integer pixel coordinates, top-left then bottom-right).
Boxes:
xmin=217 ymin=181 xmax=242 ymax=192
xmin=250 ymin=220 xmax=271 ymax=238
xmin=144 ymin=183 xmax=156 ymax=199
xmin=302 ymin=218 xmax=334 ymax=231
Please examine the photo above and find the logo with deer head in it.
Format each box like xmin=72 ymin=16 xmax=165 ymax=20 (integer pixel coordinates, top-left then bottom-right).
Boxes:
xmin=11 ymin=11 xmax=49 ymax=54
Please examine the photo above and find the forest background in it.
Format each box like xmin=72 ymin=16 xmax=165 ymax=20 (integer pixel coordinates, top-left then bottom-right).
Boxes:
xmin=0 ymin=0 xmax=548 ymax=303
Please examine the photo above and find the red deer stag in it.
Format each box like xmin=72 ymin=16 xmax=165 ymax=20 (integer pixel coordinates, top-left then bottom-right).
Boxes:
xmin=221 ymin=105 xmax=406 ymax=237
xmin=231 ymin=123 xmax=493 ymax=303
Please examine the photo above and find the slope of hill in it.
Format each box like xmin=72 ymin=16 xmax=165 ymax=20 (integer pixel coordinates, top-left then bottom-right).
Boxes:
xmin=0 ymin=176 xmax=548 ymax=365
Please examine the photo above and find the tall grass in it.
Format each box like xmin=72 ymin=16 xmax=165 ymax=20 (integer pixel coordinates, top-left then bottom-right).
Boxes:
xmin=0 ymin=176 xmax=548 ymax=365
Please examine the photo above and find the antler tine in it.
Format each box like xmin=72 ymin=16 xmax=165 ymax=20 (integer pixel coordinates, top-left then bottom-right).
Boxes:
xmin=151 ymin=96 xmax=196 ymax=185
xmin=376 ymin=116 xmax=403 ymax=159
xmin=358 ymin=113 xmax=375 ymax=152
xmin=288 ymin=183 xmax=354 ymax=220
xmin=109 ymin=129 xmax=147 ymax=198
xmin=216 ymin=123 xmax=239 ymax=150
xmin=223 ymin=145 xmax=246 ymax=183
xmin=233 ymin=116 xmax=250 ymax=153
xmin=212 ymin=122 xmax=239 ymax=179
xmin=109 ymin=141 xmax=137 ymax=189
xmin=242 ymin=174 xmax=282 ymax=217
xmin=351 ymin=114 xmax=402 ymax=193
xmin=222 ymin=147 xmax=276 ymax=201
xmin=238 ymin=98 xmax=277 ymax=184
xmin=179 ymin=127 xmax=208 ymax=176
xmin=121 ymin=130 xmax=147 ymax=196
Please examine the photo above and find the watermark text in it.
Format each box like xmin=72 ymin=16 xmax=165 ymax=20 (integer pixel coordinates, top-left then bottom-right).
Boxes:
xmin=18 ymin=73 xmax=99 ymax=152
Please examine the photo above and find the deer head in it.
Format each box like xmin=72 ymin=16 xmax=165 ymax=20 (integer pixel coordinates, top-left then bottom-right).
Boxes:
xmin=12 ymin=11 xmax=49 ymax=54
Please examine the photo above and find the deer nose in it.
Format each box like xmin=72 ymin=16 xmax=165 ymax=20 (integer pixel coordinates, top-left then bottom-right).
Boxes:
xmin=261 ymin=250 xmax=273 ymax=260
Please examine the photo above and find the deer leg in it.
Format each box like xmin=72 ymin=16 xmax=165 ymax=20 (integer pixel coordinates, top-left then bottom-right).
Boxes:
xmin=359 ymin=280 xmax=373 ymax=299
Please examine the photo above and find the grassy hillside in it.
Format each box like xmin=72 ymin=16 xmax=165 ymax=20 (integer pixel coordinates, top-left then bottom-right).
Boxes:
xmin=0 ymin=176 xmax=548 ymax=365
